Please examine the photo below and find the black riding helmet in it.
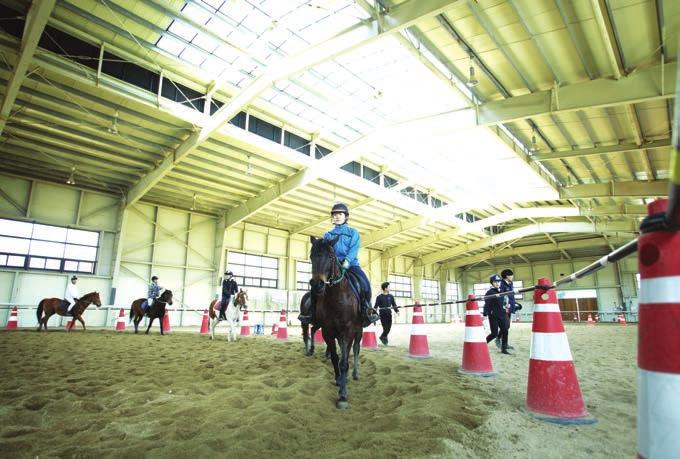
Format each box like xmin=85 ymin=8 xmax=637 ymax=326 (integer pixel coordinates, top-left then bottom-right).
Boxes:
xmin=490 ymin=274 xmax=502 ymax=284
xmin=330 ymin=202 xmax=349 ymax=216
xmin=151 ymin=276 xmax=158 ymax=281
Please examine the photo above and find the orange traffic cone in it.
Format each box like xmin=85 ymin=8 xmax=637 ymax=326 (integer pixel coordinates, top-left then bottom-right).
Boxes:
xmin=314 ymin=328 xmax=324 ymax=344
xmin=619 ymin=314 xmax=627 ymax=326
xmin=240 ymin=309 xmax=250 ymax=336
xmin=162 ymin=309 xmax=171 ymax=333
xmin=526 ymin=277 xmax=595 ymax=424
xmin=459 ymin=295 xmax=495 ymax=377
xmin=276 ymin=309 xmax=288 ymax=340
xmin=361 ymin=324 xmax=378 ymax=350
xmin=115 ymin=308 xmax=126 ymax=331
xmin=636 ymin=197 xmax=680 ymax=457
xmin=199 ymin=309 xmax=209 ymax=335
xmin=6 ymin=306 xmax=18 ymax=330
xmin=407 ymin=302 xmax=430 ymax=358
xmin=587 ymin=314 xmax=594 ymax=326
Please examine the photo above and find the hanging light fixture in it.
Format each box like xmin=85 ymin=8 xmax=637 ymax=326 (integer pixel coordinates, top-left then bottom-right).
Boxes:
xmin=107 ymin=110 xmax=119 ymax=135
xmin=246 ymin=155 xmax=253 ymax=175
xmin=530 ymin=127 xmax=538 ymax=153
xmin=66 ymin=166 xmax=76 ymax=185
xmin=466 ymin=56 xmax=479 ymax=88
xmin=190 ymin=193 xmax=197 ymax=211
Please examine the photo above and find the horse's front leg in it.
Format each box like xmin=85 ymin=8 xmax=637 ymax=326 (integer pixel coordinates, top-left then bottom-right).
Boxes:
xmin=159 ymin=313 xmax=164 ymax=336
xmin=76 ymin=315 xmax=86 ymax=331
xmin=145 ymin=317 xmax=155 ymax=334
xmin=337 ymin=337 xmax=350 ymax=409
xmin=210 ymin=319 xmax=216 ymax=340
xmin=352 ymin=330 xmax=361 ymax=381
xmin=325 ymin=334 xmax=340 ymax=386
xmin=133 ymin=317 xmax=140 ymax=334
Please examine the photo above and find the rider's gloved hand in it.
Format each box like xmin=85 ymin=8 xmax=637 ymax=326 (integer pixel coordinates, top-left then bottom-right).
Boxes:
xmin=341 ymin=259 xmax=350 ymax=271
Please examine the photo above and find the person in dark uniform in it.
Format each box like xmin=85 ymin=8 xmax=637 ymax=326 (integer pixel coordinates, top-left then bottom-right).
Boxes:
xmin=220 ymin=271 xmax=238 ymax=320
xmin=498 ymin=268 xmax=522 ymax=350
xmin=483 ymin=274 xmax=512 ymax=355
xmin=375 ymin=281 xmax=399 ymax=345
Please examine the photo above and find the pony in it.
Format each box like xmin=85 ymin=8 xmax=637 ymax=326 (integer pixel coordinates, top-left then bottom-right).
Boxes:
xmin=208 ymin=289 xmax=247 ymax=341
xmin=129 ymin=289 xmax=174 ymax=335
xmin=36 ymin=291 xmax=102 ymax=332
xmin=309 ymin=235 xmax=363 ymax=409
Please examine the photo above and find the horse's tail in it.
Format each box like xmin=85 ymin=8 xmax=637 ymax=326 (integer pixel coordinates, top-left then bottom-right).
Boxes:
xmin=129 ymin=303 xmax=135 ymax=323
xmin=36 ymin=300 xmax=44 ymax=321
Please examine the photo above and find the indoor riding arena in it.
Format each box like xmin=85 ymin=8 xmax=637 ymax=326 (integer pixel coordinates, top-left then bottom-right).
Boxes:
xmin=0 ymin=1 xmax=678 ymax=458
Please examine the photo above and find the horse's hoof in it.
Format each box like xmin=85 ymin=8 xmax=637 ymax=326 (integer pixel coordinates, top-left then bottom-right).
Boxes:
xmin=336 ymin=400 xmax=349 ymax=410
xmin=353 ymin=375 xmax=359 ymax=381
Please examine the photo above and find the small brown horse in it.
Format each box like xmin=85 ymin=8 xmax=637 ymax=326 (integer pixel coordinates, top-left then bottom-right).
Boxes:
xmin=129 ymin=290 xmax=173 ymax=335
xmin=208 ymin=289 xmax=247 ymax=341
xmin=36 ymin=291 xmax=102 ymax=332
xmin=309 ymin=236 xmax=363 ymax=409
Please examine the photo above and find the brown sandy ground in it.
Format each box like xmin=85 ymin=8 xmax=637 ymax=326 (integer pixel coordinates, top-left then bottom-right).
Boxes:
xmin=0 ymin=322 xmax=636 ymax=458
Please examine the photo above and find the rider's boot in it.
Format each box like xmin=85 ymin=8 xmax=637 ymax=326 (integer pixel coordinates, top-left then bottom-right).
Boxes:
xmin=361 ymin=299 xmax=379 ymax=328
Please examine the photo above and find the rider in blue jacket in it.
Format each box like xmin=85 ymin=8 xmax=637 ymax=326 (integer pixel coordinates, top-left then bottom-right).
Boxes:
xmin=324 ymin=203 xmax=379 ymax=327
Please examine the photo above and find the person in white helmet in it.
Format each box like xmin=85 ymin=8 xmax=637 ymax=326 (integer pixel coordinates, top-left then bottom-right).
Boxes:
xmin=63 ymin=275 xmax=80 ymax=314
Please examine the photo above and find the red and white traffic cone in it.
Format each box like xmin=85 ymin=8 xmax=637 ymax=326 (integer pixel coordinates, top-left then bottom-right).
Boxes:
xmin=65 ymin=318 xmax=76 ymax=331
xmin=199 ymin=309 xmax=209 ymax=335
xmin=361 ymin=324 xmax=378 ymax=350
xmin=407 ymin=302 xmax=430 ymax=358
xmin=115 ymin=308 xmax=126 ymax=331
xmin=162 ymin=309 xmax=171 ymax=334
xmin=618 ymin=314 xmax=627 ymax=326
xmin=240 ymin=309 xmax=250 ymax=336
xmin=314 ymin=328 xmax=324 ymax=344
xmin=276 ymin=309 xmax=288 ymax=340
xmin=6 ymin=306 xmax=18 ymax=330
xmin=459 ymin=295 xmax=496 ymax=377
xmin=526 ymin=277 xmax=595 ymax=424
xmin=637 ymin=198 xmax=680 ymax=458
xmin=586 ymin=314 xmax=594 ymax=326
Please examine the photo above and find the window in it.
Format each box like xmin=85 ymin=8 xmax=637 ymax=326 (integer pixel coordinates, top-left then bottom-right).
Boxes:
xmin=383 ymin=174 xmax=398 ymax=188
xmin=341 ymin=161 xmax=361 ymax=176
xmin=248 ymin=117 xmax=282 ymax=142
xmin=421 ymin=279 xmax=439 ymax=301
xmin=296 ymin=261 xmax=311 ymax=291
xmin=362 ymin=165 xmax=380 ymax=184
xmin=446 ymin=282 xmax=460 ymax=303
xmin=388 ymin=274 xmax=412 ymax=298
xmin=315 ymin=145 xmax=331 ymax=159
xmin=284 ymin=131 xmax=310 ymax=156
xmin=227 ymin=252 xmax=278 ymax=288
xmin=513 ymin=280 xmax=524 ymax=300
xmin=0 ymin=218 xmax=99 ymax=274
xmin=473 ymin=283 xmax=489 ymax=299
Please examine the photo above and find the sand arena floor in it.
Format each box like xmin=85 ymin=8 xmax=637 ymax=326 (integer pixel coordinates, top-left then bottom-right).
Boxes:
xmin=0 ymin=322 xmax=636 ymax=458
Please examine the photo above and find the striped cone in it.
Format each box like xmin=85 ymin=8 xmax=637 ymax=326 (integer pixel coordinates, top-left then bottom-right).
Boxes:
xmin=459 ymin=295 xmax=495 ymax=377
xmin=587 ymin=314 xmax=594 ymax=326
xmin=240 ymin=309 xmax=250 ymax=336
xmin=162 ymin=309 xmax=171 ymax=334
xmin=361 ymin=324 xmax=378 ymax=350
xmin=526 ymin=277 xmax=595 ymax=424
xmin=276 ymin=309 xmax=288 ymax=340
xmin=637 ymin=198 xmax=680 ymax=458
xmin=199 ymin=309 xmax=209 ymax=335
xmin=618 ymin=314 xmax=627 ymax=326
xmin=407 ymin=302 xmax=430 ymax=358
xmin=65 ymin=319 xmax=76 ymax=331
xmin=6 ymin=306 xmax=18 ymax=330
xmin=115 ymin=308 xmax=126 ymax=331
xmin=314 ymin=328 xmax=324 ymax=344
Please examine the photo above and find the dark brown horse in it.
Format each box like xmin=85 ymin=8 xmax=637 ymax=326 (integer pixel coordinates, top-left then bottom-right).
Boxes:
xmin=36 ymin=291 xmax=102 ymax=332
xmin=129 ymin=289 xmax=173 ymax=335
xmin=309 ymin=236 xmax=363 ymax=409
xmin=208 ymin=289 xmax=248 ymax=341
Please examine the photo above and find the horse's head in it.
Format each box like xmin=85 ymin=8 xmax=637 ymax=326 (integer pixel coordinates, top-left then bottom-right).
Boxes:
xmin=309 ymin=235 xmax=340 ymax=295
xmin=236 ymin=289 xmax=248 ymax=304
xmin=160 ymin=289 xmax=173 ymax=305
xmin=84 ymin=291 xmax=102 ymax=307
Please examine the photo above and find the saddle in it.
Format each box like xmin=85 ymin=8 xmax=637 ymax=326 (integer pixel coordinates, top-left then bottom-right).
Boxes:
xmin=141 ymin=300 xmax=152 ymax=313
xmin=60 ymin=300 xmax=75 ymax=316
xmin=344 ymin=270 xmax=362 ymax=305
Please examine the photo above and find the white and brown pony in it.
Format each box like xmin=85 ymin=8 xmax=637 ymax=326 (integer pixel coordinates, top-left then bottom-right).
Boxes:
xmin=208 ymin=289 xmax=248 ymax=341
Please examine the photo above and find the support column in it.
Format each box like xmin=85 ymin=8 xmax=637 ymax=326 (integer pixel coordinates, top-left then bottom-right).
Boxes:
xmin=439 ymin=263 xmax=448 ymax=323
xmin=110 ymin=202 xmax=128 ymax=306
xmin=212 ymin=213 xmax=227 ymax=299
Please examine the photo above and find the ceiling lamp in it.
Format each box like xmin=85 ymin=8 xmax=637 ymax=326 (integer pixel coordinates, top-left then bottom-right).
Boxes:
xmin=190 ymin=193 xmax=198 ymax=211
xmin=466 ymin=59 xmax=479 ymax=88
xmin=529 ymin=128 xmax=538 ymax=153
xmin=66 ymin=166 xmax=76 ymax=185
xmin=246 ymin=155 xmax=253 ymax=175
xmin=107 ymin=110 xmax=119 ymax=135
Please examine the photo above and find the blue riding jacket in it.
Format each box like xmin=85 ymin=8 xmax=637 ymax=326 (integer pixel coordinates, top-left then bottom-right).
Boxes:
xmin=500 ymin=279 xmax=517 ymax=313
xmin=324 ymin=223 xmax=361 ymax=267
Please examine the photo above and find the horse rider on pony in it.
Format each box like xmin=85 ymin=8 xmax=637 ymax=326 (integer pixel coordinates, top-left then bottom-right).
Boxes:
xmin=146 ymin=275 xmax=164 ymax=311
xmin=321 ymin=203 xmax=379 ymax=327
xmin=63 ymin=275 xmax=80 ymax=314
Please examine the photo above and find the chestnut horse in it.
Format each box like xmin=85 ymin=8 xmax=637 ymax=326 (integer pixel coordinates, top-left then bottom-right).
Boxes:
xmin=208 ymin=289 xmax=247 ymax=341
xmin=309 ymin=236 xmax=363 ymax=409
xmin=129 ymin=289 xmax=174 ymax=335
xmin=36 ymin=291 xmax=102 ymax=331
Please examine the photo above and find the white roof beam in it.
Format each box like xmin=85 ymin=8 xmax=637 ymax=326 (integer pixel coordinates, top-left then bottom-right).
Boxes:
xmin=383 ymin=206 xmax=581 ymax=259
xmin=0 ymin=0 xmax=56 ymax=136
xmin=417 ymin=221 xmax=639 ymax=266
xmin=124 ymin=0 xmax=462 ymax=207
xmin=449 ymin=236 xmax=631 ymax=268
xmin=532 ymin=139 xmax=669 ymax=161
xmin=559 ymin=180 xmax=668 ymax=199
